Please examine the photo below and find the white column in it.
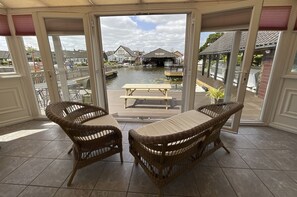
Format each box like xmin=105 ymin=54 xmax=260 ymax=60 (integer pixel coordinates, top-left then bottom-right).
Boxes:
xmin=224 ymin=31 xmax=241 ymax=102
xmin=182 ymin=11 xmax=201 ymax=112
xmin=52 ymin=35 xmax=70 ymax=101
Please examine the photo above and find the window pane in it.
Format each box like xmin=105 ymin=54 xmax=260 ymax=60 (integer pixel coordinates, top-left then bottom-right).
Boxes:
xmin=23 ymin=36 xmax=47 ymax=114
xmin=291 ymin=52 xmax=297 ymax=73
xmin=0 ymin=36 xmax=15 ymax=73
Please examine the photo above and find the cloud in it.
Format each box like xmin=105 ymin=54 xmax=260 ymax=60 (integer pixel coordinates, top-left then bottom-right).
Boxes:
xmin=1 ymin=14 xmax=211 ymax=55
xmin=0 ymin=37 xmax=9 ymax=51
xmin=101 ymin=14 xmax=187 ymax=53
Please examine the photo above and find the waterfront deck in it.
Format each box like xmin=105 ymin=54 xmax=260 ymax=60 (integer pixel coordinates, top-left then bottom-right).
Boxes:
xmin=164 ymin=70 xmax=183 ymax=77
xmin=107 ymin=89 xmax=263 ymax=121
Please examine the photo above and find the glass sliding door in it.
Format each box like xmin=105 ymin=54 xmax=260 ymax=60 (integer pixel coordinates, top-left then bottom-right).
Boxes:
xmin=38 ymin=16 xmax=93 ymax=106
xmin=48 ymin=35 xmax=91 ymax=104
xmin=194 ymin=3 xmax=263 ymax=132
xmin=23 ymin=36 xmax=48 ymax=114
xmin=99 ymin=14 xmax=186 ymax=120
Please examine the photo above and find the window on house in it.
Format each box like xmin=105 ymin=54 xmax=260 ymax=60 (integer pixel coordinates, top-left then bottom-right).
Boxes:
xmin=0 ymin=36 xmax=15 ymax=74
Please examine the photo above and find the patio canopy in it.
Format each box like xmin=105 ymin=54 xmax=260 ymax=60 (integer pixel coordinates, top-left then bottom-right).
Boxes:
xmin=200 ymin=31 xmax=279 ymax=55
xmin=0 ymin=0 xmax=205 ymax=8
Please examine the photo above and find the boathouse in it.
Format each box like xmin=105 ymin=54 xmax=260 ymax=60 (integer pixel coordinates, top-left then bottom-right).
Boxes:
xmin=142 ymin=48 xmax=178 ymax=67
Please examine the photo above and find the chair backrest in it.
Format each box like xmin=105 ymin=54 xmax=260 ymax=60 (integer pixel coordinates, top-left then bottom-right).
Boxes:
xmin=46 ymin=101 xmax=80 ymax=124
xmin=45 ymin=101 xmax=106 ymax=141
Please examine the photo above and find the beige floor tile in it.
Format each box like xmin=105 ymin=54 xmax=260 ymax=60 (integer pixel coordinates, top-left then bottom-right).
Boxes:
xmin=0 ymin=183 xmax=26 ymax=197
xmin=254 ymin=170 xmax=297 ymax=197
xmin=104 ymin=144 xmax=134 ymax=163
xmin=198 ymin=155 xmax=219 ymax=167
xmin=238 ymin=127 xmax=267 ymax=135
xmin=34 ymin=141 xmax=72 ymax=159
xmin=2 ymin=158 xmax=53 ymax=184
xmin=244 ymin=134 xmax=297 ymax=150
xmin=214 ymin=148 xmax=249 ymax=168
xmin=122 ymin=130 xmax=129 ymax=144
xmin=54 ymin=188 xmax=92 ymax=197
xmin=63 ymin=162 xmax=105 ymax=189
xmin=194 ymin=166 xmax=236 ymax=197
xmin=285 ymin=171 xmax=297 ymax=183
xmin=221 ymin=132 xmax=256 ymax=149
xmin=20 ymin=128 xmax=60 ymax=141
xmin=57 ymin=144 xmax=74 ymax=160
xmin=223 ymin=168 xmax=273 ymax=197
xmin=128 ymin=165 xmax=159 ymax=194
xmin=163 ymin=170 xmax=200 ymax=196
xmin=0 ymin=156 xmax=28 ymax=181
xmin=94 ymin=162 xmax=133 ymax=191
xmin=261 ymin=149 xmax=297 ymax=170
xmin=18 ymin=186 xmax=58 ymax=197
xmin=236 ymin=149 xmax=279 ymax=169
xmin=0 ymin=140 xmax=50 ymax=157
xmin=127 ymin=193 xmax=177 ymax=197
xmin=123 ymin=123 xmax=144 ymax=131
xmin=118 ymin=122 xmax=126 ymax=130
xmin=31 ymin=159 xmax=72 ymax=187
xmin=2 ymin=121 xmax=297 ymax=197
xmin=90 ymin=190 xmax=126 ymax=197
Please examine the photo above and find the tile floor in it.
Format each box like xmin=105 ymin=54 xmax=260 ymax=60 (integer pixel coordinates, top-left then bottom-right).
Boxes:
xmin=0 ymin=120 xmax=297 ymax=197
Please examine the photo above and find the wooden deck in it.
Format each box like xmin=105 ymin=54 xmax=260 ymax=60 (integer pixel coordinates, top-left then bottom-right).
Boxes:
xmin=107 ymin=89 xmax=263 ymax=121
xmin=108 ymin=69 xmax=263 ymax=121
xmin=164 ymin=70 xmax=183 ymax=77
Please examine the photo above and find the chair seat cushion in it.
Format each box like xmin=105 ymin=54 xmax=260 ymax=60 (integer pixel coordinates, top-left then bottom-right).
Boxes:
xmin=135 ymin=110 xmax=211 ymax=137
xmin=83 ymin=114 xmax=120 ymax=129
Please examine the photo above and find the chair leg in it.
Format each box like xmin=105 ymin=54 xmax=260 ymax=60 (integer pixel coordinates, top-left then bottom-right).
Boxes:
xmin=134 ymin=159 xmax=138 ymax=166
xmin=120 ymin=151 xmax=123 ymax=163
xmin=67 ymin=147 xmax=73 ymax=154
xmin=222 ymin=145 xmax=230 ymax=154
xmin=215 ymin=138 xmax=230 ymax=154
xmin=67 ymin=161 xmax=79 ymax=186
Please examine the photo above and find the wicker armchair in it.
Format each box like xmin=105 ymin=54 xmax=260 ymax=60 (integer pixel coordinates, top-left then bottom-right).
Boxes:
xmin=45 ymin=101 xmax=123 ymax=186
xmin=129 ymin=102 xmax=243 ymax=193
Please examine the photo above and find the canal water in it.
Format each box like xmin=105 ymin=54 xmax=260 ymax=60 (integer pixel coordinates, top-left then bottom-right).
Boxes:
xmin=106 ymin=66 xmax=183 ymax=90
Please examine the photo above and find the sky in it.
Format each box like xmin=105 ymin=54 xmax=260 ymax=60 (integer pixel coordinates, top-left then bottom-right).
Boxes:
xmin=0 ymin=14 xmax=211 ymax=54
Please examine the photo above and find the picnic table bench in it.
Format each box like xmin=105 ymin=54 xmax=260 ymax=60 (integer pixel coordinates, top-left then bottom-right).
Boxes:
xmin=120 ymin=84 xmax=172 ymax=109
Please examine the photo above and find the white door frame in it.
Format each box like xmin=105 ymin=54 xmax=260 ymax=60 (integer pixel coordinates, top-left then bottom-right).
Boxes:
xmin=196 ymin=0 xmax=264 ymax=132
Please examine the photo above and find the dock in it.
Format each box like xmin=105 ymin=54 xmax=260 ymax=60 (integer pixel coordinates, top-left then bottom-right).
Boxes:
xmin=164 ymin=66 xmax=184 ymax=78
xmin=164 ymin=70 xmax=183 ymax=77
xmin=105 ymin=70 xmax=118 ymax=79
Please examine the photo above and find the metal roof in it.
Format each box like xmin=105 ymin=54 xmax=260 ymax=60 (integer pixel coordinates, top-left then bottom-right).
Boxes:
xmin=142 ymin=48 xmax=177 ymax=58
xmin=200 ymin=31 xmax=279 ymax=55
xmin=114 ymin=45 xmax=136 ymax=57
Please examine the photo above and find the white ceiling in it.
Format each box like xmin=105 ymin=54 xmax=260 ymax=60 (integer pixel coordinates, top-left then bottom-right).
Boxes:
xmin=0 ymin=0 xmax=220 ymax=9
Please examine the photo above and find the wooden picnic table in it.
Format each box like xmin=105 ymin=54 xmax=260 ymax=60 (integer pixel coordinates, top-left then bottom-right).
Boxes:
xmin=120 ymin=84 xmax=172 ymax=109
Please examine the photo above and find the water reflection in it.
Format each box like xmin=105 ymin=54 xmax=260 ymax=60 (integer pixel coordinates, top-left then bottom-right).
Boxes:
xmin=106 ymin=66 xmax=182 ymax=90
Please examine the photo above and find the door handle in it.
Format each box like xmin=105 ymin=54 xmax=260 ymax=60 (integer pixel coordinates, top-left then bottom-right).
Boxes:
xmin=240 ymin=71 xmax=249 ymax=84
xmin=47 ymin=70 xmax=52 ymax=79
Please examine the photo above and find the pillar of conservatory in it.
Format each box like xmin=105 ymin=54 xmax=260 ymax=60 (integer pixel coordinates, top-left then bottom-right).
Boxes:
xmin=224 ymin=31 xmax=241 ymax=102
xmin=52 ymin=35 xmax=70 ymax=101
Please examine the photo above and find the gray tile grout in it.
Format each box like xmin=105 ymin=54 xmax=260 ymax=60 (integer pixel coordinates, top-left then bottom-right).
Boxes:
xmin=1 ymin=121 xmax=297 ymax=196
